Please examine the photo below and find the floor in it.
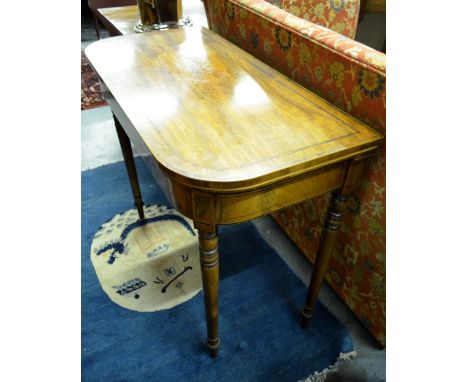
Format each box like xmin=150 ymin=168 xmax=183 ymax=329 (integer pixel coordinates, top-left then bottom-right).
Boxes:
xmin=81 ymin=7 xmax=385 ymax=382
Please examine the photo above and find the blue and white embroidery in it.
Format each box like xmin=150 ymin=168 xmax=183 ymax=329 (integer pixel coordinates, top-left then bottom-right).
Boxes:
xmin=94 ymin=211 xmax=196 ymax=264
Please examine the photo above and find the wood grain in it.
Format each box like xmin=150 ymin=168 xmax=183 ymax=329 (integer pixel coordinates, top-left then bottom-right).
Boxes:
xmin=114 ymin=114 xmax=146 ymax=219
xmin=86 ymin=27 xmax=383 ymax=193
xmin=196 ymin=223 xmax=220 ymax=358
xmin=301 ymin=191 xmax=349 ymax=329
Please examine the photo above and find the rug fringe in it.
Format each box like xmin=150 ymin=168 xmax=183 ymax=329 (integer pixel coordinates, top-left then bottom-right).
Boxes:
xmin=299 ymin=350 xmax=357 ymax=382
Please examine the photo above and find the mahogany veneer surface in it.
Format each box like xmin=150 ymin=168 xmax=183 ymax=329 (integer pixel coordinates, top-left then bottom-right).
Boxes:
xmin=85 ymin=27 xmax=382 ymax=193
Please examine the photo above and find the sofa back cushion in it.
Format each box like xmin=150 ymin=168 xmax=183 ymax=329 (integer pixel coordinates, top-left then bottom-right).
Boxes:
xmin=277 ymin=0 xmax=360 ymax=38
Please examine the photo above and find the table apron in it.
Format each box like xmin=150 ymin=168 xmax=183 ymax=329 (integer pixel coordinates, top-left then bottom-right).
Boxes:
xmin=170 ymin=162 xmax=344 ymax=224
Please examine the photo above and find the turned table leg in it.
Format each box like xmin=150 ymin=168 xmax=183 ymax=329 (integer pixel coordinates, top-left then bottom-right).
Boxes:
xmin=113 ymin=114 xmax=145 ymax=220
xmin=196 ymin=223 xmax=220 ymax=358
xmin=301 ymin=191 xmax=348 ymax=329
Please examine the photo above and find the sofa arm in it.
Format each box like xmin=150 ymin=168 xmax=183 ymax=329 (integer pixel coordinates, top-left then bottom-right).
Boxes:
xmin=203 ymin=0 xmax=386 ymax=134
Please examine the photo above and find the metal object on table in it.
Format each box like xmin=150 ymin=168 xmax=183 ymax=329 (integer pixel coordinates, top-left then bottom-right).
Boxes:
xmin=135 ymin=0 xmax=192 ymax=32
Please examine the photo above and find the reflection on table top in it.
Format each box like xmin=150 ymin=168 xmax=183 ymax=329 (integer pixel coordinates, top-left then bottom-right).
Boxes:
xmin=86 ymin=26 xmax=382 ymax=191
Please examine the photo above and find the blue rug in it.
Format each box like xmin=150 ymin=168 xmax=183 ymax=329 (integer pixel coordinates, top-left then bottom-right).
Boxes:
xmin=82 ymin=159 xmax=354 ymax=382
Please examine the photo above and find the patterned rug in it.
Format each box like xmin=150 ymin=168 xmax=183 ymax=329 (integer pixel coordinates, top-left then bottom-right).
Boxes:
xmin=81 ymin=51 xmax=107 ymax=110
xmin=91 ymin=204 xmax=202 ymax=312
xmin=82 ymin=159 xmax=356 ymax=381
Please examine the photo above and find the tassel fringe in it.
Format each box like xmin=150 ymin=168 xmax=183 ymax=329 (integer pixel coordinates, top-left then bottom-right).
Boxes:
xmin=299 ymin=350 xmax=358 ymax=382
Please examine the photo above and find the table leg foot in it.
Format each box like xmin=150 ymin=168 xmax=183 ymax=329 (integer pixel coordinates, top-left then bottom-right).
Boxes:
xmin=301 ymin=192 xmax=348 ymax=329
xmin=136 ymin=203 xmax=145 ymax=220
xmin=113 ymin=114 xmax=145 ymax=220
xmin=196 ymin=224 xmax=220 ymax=357
xmin=300 ymin=304 xmax=314 ymax=329
xmin=208 ymin=338 xmax=220 ymax=358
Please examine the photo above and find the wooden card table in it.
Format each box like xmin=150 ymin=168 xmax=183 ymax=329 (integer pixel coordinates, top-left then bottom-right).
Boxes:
xmin=85 ymin=26 xmax=383 ymax=357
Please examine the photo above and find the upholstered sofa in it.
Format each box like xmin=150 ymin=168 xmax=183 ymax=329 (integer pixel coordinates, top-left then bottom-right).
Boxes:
xmin=202 ymin=0 xmax=386 ymax=346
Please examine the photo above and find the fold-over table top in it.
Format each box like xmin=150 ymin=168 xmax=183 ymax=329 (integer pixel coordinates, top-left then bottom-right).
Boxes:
xmin=86 ymin=26 xmax=383 ymax=191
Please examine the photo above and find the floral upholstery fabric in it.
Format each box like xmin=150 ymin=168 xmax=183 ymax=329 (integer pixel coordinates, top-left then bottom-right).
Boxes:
xmin=280 ymin=0 xmax=360 ymax=38
xmin=203 ymin=0 xmax=386 ymax=346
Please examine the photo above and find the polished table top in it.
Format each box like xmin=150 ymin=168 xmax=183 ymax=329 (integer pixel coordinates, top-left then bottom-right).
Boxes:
xmin=86 ymin=27 xmax=382 ymax=193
